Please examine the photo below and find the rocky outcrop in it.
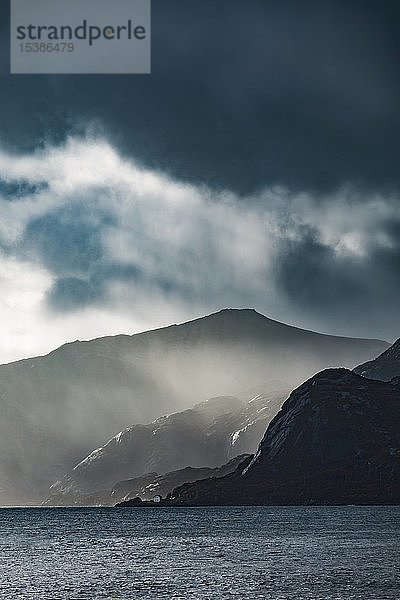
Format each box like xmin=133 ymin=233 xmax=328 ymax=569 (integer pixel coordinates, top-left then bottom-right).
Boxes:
xmin=354 ymin=338 xmax=400 ymax=381
xmin=170 ymin=369 xmax=400 ymax=505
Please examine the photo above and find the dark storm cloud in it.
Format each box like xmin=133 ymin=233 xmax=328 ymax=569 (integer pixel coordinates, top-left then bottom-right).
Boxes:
xmin=16 ymin=204 xmax=146 ymax=311
xmin=1 ymin=1 xmax=400 ymax=193
xmin=0 ymin=179 xmax=48 ymax=199
xmin=0 ymin=1 xmax=399 ymax=340
xmin=23 ymin=207 xmax=107 ymax=275
xmin=19 ymin=206 xmax=108 ymax=309
xmin=48 ymin=263 xmax=141 ymax=311
xmin=274 ymin=225 xmax=366 ymax=309
xmin=49 ymin=276 xmax=102 ymax=311
xmin=274 ymin=214 xmax=400 ymax=337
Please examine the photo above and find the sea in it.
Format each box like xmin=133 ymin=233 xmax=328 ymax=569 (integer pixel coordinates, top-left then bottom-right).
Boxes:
xmin=0 ymin=506 xmax=399 ymax=599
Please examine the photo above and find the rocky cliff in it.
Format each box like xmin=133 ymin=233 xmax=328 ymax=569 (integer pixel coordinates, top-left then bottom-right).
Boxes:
xmin=171 ymin=369 xmax=400 ymax=505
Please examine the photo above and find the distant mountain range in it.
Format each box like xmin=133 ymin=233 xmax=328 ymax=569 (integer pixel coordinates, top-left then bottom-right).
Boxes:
xmin=169 ymin=341 xmax=400 ymax=506
xmin=0 ymin=308 xmax=389 ymax=505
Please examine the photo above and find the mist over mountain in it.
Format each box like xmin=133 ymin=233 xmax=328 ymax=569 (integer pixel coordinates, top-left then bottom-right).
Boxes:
xmin=0 ymin=308 xmax=388 ymax=505
xmin=171 ymin=369 xmax=400 ymax=505
xmin=44 ymin=390 xmax=287 ymax=506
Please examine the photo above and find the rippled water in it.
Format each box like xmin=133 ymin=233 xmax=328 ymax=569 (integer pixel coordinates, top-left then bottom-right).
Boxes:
xmin=0 ymin=506 xmax=399 ymax=599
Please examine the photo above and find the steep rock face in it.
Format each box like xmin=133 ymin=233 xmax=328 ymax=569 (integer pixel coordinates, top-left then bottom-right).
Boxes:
xmin=354 ymin=338 xmax=400 ymax=381
xmin=171 ymin=370 xmax=400 ymax=505
xmin=0 ymin=308 xmax=388 ymax=504
xmin=112 ymin=454 xmax=251 ymax=504
xmin=44 ymin=390 xmax=286 ymax=506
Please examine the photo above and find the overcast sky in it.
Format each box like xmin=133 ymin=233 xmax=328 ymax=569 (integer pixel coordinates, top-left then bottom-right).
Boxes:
xmin=0 ymin=0 xmax=399 ymax=363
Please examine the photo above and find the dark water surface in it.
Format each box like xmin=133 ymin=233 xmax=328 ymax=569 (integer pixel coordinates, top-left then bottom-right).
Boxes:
xmin=0 ymin=506 xmax=399 ymax=599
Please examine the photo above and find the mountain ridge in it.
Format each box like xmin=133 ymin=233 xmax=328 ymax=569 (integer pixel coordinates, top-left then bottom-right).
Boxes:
xmin=0 ymin=308 xmax=389 ymax=505
xmin=2 ymin=308 xmax=388 ymax=369
xmin=43 ymin=390 xmax=287 ymax=506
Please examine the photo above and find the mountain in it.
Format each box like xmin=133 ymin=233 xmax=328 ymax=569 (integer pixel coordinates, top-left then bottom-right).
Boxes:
xmin=354 ymin=338 xmax=400 ymax=381
xmin=170 ymin=369 xmax=400 ymax=505
xmin=0 ymin=308 xmax=388 ymax=505
xmin=44 ymin=391 xmax=287 ymax=506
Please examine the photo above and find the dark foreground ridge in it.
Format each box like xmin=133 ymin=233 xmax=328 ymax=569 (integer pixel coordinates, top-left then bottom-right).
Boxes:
xmin=128 ymin=369 xmax=400 ymax=507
